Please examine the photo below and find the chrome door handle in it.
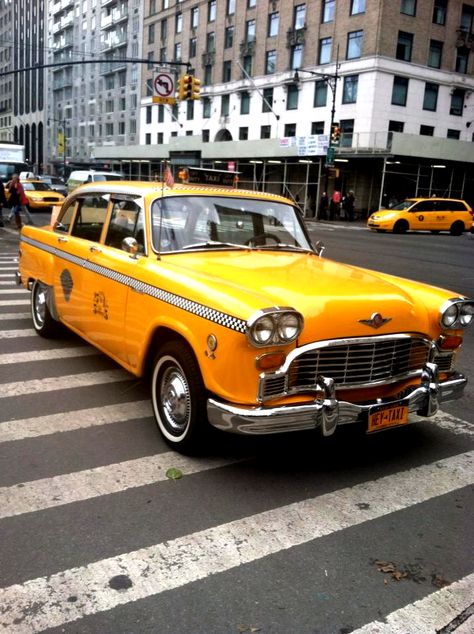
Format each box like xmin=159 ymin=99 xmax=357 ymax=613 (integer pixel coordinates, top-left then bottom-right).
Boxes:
xmin=57 ymin=236 xmax=68 ymax=243
xmin=89 ymin=245 xmax=102 ymax=253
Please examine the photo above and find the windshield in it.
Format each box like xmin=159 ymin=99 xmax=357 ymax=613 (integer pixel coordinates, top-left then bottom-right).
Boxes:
xmin=22 ymin=182 xmax=52 ymax=191
xmin=151 ymin=195 xmax=313 ymax=253
xmin=95 ymin=174 xmax=123 ymax=181
xmin=390 ymin=200 xmax=415 ymax=211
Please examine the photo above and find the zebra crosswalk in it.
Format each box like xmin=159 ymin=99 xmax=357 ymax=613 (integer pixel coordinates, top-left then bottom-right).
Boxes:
xmin=0 ymin=248 xmax=473 ymax=633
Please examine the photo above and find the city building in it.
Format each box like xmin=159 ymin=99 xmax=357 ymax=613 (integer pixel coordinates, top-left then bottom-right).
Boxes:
xmin=95 ymin=0 xmax=474 ymax=215
xmin=0 ymin=0 xmax=13 ymax=142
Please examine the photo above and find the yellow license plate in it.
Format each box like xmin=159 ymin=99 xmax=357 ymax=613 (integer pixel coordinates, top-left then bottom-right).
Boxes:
xmin=368 ymin=405 xmax=409 ymax=433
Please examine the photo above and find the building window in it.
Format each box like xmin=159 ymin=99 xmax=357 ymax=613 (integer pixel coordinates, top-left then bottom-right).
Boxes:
xmin=262 ymin=87 xmax=273 ymax=112
xmin=145 ymin=132 xmax=151 ymax=144
xmin=313 ymin=80 xmax=328 ymax=107
xmin=157 ymin=132 xmax=163 ymax=144
xmin=246 ymin=19 xmax=256 ymax=42
xmin=186 ymin=100 xmax=194 ymax=120
xmin=311 ymin=121 xmax=325 ymax=134
xmin=294 ymin=4 xmax=306 ymax=29
xmin=191 ymin=6 xmax=199 ymax=28
xmin=400 ymin=0 xmax=416 ymax=16
xmin=189 ymin=37 xmax=197 ymax=58
xmin=159 ymin=47 xmax=166 ymax=62
xmin=291 ymin=44 xmax=303 ymax=69
xmin=423 ymin=83 xmax=438 ymax=111
xmin=150 ymin=0 xmax=156 ymax=14
xmin=428 ymin=40 xmax=442 ymax=68
xmin=222 ymin=60 xmax=232 ymax=82
xmin=248 ymin=0 xmax=256 ymax=6
xmin=340 ymin=119 xmax=354 ymax=147
xmin=202 ymin=97 xmax=211 ymax=118
xmin=158 ymin=105 xmax=164 ymax=123
xmin=160 ymin=19 xmax=167 ymax=40
xmin=461 ymin=4 xmax=474 ymax=31
xmin=224 ymin=26 xmax=234 ymax=48
xmin=268 ymin=12 xmax=279 ymax=37
xmin=450 ymin=89 xmax=465 ymax=116
xmin=347 ymin=30 xmax=363 ymax=59
xmin=204 ymin=65 xmax=213 ymax=85
xmin=455 ymin=48 xmax=469 ymax=74
xmin=221 ymin=94 xmax=230 ymax=116
xmin=392 ymin=76 xmax=409 ymax=106
xmin=388 ymin=120 xmax=404 ymax=132
xmin=322 ymin=0 xmax=335 ymax=23
xmin=420 ymin=125 xmax=434 ymax=136
xmin=176 ymin=12 xmax=182 ymax=33
xmin=174 ymin=43 xmax=182 ymax=61
xmin=396 ymin=31 xmax=413 ymax=61
xmin=351 ymin=0 xmax=365 ymax=15
xmin=240 ymin=91 xmax=250 ymax=114
xmin=243 ymin=55 xmax=253 ymax=76
xmin=148 ymin=24 xmax=155 ymax=44
xmin=227 ymin=0 xmax=235 ymax=15
xmin=447 ymin=129 xmax=460 ymax=140
xmin=285 ymin=123 xmax=296 ymax=136
xmin=287 ymin=84 xmax=299 ymax=110
xmin=206 ymin=31 xmax=215 ymax=52
xmin=318 ymin=38 xmax=332 ymax=65
xmin=261 ymin=125 xmax=271 ymax=139
xmin=202 ymin=129 xmax=210 ymax=142
xmin=146 ymin=106 xmax=152 ymax=124
xmin=342 ymin=75 xmax=358 ymax=103
xmin=266 ymin=50 xmax=277 ymax=74
xmin=208 ymin=0 xmax=216 ymax=22
xmin=433 ymin=0 xmax=447 ymax=25
xmin=239 ymin=127 xmax=248 ymax=140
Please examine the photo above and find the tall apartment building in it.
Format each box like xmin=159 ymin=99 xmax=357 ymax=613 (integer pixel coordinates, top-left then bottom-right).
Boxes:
xmin=95 ymin=0 xmax=474 ymax=213
xmin=46 ymin=0 xmax=143 ymax=175
xmin=0 ymin=0 xmax=13 ymax=142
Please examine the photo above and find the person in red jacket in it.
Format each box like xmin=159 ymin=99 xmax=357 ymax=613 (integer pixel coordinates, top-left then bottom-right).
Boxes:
xmin=7 ymin=174 xmax=34 ymax=229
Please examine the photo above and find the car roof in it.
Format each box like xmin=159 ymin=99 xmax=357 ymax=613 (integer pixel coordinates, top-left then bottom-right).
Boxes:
xmin=67 ymin=180 xmax=294 ymax=204
xmin=406 ymin=197 xmax=467 ymax=203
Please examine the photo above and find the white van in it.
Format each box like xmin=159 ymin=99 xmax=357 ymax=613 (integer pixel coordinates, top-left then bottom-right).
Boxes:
xmin=67 ymin=170 xmax=123 ymax=193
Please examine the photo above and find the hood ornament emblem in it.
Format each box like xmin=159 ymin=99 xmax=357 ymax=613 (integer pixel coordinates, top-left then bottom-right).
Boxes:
xmin=359 ymin=312 xmax=392 ymax=329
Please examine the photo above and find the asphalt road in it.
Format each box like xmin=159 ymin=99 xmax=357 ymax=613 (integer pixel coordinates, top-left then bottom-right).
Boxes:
xmin=0 ymin=218 xmax=473 ymax=634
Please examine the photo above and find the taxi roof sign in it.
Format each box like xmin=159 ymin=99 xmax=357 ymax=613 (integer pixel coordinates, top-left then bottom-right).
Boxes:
xmin=180 ymin=166 xmax=240 ymax=187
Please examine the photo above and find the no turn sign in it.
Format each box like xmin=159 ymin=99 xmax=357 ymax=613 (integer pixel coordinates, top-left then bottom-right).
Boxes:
xmin=152 ymin=72 xmax=176 ymax=104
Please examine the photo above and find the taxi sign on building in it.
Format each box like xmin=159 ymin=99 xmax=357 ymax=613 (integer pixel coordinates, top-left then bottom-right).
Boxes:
xmin=152 ymin=71 xmax=176 ymax=105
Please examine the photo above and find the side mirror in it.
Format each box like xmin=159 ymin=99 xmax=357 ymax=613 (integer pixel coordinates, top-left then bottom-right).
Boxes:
xmin=122 ymin=236 xmax=140 ymax=257
xmin=314 ymin=240 xmax=325 ymax=258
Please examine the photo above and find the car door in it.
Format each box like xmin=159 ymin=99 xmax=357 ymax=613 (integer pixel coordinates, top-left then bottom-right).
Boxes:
xmin=409 ymin=200 xmax=436 ymax=231
xmin=84 ymin=194 xmax=146 ymax=365
xmin=53 ymin=192 xmax=110 ymax=335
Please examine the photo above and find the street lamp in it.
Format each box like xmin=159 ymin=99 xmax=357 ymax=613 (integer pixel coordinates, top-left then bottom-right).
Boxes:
xmin=47 ymin=116 xmax=67 ymax=178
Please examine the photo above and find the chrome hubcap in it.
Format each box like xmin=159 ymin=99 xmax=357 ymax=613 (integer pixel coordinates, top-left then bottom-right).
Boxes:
xmin=160 ymin=366 xmax=191 ymax=434
xmin=34 ymin=286 xmax=46 ymax=326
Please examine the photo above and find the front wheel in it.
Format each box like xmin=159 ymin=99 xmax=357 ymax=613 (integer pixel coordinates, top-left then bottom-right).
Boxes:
xmin=393 ymin=220 xmax=408 ymax=234
xmin=151 ymin=341 xmax=208 ymax=452
xmin=31 ymin=280 xmax=60 ymax=338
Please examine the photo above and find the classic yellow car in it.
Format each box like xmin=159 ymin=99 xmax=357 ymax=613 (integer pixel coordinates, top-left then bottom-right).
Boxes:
xmin=6 ymin=179 xmax=65 ymax=212
xmin=367 ymin=197 xmax=474 ymax=235
xmin=17 ymin=177 xmax=473 ymax=451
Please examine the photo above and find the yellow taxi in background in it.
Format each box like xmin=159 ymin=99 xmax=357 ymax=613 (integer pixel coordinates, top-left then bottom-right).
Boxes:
xmin=9 ymin=179 xmax=65 ymax=212
xmin=16 ymin=171 xmax=474 ymax=452
xmin=367 ymin=198 xmax=473 ymax=235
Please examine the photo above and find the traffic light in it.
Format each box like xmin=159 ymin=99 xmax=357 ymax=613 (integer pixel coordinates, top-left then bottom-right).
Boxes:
xmin=331 ymin=122 xmax=341 ymax=146
xmin=190 ymin=76 xmax=201 ymax=100
xmin=177 ymin=75 xmax=201 ymax=100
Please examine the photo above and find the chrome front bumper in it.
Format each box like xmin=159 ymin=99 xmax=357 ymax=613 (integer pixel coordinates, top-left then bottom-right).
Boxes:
xmin=207 ymin=363 xmax=467 ymax=436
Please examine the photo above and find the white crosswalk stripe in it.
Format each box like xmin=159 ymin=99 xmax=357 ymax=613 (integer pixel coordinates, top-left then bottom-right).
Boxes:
xmin=0 ymin=344 xmax=98 ymax=365
xmin=0 ymin=451 xmax=472 ymax=633
xmin=0 ymin=288 xmax=27 ymax=294
xmin=0 ymin=299 xmax=28 ymax=306
xmin=0 ymin=328 xmax=36 ymax=338
xmin=0 ymin=312 xmax=29 ymax=320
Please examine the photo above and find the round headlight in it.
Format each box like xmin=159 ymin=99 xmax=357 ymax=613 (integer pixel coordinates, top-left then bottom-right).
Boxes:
xmin=441 ymin=303 xmax=459 ymax=327
xmin=277 ymin=313 xmax=302 ymax=342
xmin=251 ymin=316 xmax=275 ymax=345
xmin=459 ymin=302 xmax=474 ymax=327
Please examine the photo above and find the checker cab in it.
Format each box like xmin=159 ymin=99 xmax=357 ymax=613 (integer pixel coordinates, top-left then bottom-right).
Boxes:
xmin=17 ymin=179 xmax=473 ymax=452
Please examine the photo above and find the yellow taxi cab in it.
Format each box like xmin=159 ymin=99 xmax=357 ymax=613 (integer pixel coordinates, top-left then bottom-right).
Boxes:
xmin=17 ymin=169 xmax=473 ymax=452
xmin=367 ymin=197 xmax=473 ymax=235
xmin=7 ymin=179 xmax=65 ymax=212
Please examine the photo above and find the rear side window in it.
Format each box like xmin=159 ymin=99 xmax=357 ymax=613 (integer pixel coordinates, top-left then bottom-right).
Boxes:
xmin=70 ymin=194 xmax=110 ymax=242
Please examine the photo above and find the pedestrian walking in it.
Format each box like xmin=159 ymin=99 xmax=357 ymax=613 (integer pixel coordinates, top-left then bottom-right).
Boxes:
xmin=329 ymin=189 xmax=341 ymax=220
xmin=0 ymin=180 xmax=7 ymax=227
xmin=7 ymin=174 xmax=34 ymax=229
xmin=342 ymin=191 xmax=355 ymax=221
xmin=319 ymin=192 xmax=329 ymax=220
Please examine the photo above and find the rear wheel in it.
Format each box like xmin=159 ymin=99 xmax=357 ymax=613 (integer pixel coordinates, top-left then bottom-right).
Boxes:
xmin=31 ymin=280 xmax=60 ymax=338
xmin=393 ymin=220 xmax=408 ymax=234
xmin=151 ymin=341 xmax=207 ymax=452
xmin=450 ymin=221 xmax=464 ymax=236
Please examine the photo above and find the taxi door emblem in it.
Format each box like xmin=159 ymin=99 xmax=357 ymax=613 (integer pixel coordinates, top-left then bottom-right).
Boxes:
xmin=60 ymin=268 xmax=73 ymax=301
xmin=359 ymin=312 xmax=391 ymax=329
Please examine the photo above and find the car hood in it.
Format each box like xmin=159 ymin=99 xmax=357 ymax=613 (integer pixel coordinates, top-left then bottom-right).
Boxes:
xmin=156 ymin=251 xmax=449 ymax=343
xmin=369 ymin=209 xmax=399 ymax=219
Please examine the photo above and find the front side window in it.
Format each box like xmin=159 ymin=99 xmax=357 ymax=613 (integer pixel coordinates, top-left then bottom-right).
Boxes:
xmin=351 ymin=0 xmax=366 ymax=14
xmin=396 ymin=31 xmax=413 ymax=61
xmin=268 ymin=12 xmax=279 ymax=37
xmin=322 ymin=0 xmax=335 ymax=23
xmin=69 ymin=195 xmax=109 ymax=242
xmin=392 ymin=76 xmax=409 ymax=106
xmin=400 ymin=0 xmax=416 ymax=16
xmin=428 ymin=40 xmax=443 ymax=68
xmin=347 ymin=31 xmax=363 ymax=59
xmin=423 ymin=83 xmax=438 ymax=111
xmin=105 ymin=198 xmax=145 ymax=253
xmin=342 ymin=75 xmax=358 ymax=103
xmin=319 ymin=37 xmax=332 ymax=64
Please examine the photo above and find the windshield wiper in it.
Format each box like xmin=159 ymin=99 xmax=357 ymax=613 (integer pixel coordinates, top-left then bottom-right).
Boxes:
xmin=252 ymin=243 xmax=315 ymax=253
xmin=180 ymin=241 xmax=249 ymax=251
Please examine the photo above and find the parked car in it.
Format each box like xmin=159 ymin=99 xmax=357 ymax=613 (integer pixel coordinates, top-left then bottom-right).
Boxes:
xmin=66 ymin=170 xmax=123 ymax=193
xmin=367 ymin=198 xmax=474 ymax=235
xmin=7 ymin=179 xmax=65 ymax=212
xmin=38 ymin=175 xmax=68 ymax=197
xmin=17 ymin=175 xmax=473 ymax=452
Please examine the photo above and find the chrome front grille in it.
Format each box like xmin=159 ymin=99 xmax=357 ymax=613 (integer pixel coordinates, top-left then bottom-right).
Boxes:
xmin=260 ymin=335 xmax=435 ymax=401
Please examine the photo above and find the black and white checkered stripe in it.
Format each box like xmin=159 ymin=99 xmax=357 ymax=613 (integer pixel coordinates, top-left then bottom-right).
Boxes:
xmin=20 ymin=235 xmax=247 ymax=334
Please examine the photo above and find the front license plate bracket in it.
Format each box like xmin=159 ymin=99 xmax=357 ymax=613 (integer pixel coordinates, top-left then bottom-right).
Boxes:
xmin=368 ymin=404 xmax=409 ymax=433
